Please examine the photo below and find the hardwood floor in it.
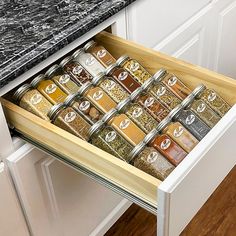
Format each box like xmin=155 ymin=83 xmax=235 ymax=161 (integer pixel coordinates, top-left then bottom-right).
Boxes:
xmin=105 ymin=165 xmax=236 ymax=236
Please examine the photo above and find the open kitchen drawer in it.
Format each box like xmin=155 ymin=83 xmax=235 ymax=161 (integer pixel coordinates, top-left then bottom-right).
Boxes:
xmin=1 ymin=32 xmax=236 ymax=236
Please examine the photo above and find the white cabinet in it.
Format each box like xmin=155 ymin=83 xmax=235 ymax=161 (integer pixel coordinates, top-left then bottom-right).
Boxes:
xmin=0 ymin=162 xmax=29 ymax=236
xmin=7 ymin=144 xmax=131 ymax=236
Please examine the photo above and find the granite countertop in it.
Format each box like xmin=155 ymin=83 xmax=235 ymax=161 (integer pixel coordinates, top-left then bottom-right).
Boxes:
xmin=0 ymin=0 xmax=135 ymax=89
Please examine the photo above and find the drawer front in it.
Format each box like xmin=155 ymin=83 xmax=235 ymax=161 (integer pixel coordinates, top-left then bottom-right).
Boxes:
xmin=2 ymin=32 xmax=236 ymax=235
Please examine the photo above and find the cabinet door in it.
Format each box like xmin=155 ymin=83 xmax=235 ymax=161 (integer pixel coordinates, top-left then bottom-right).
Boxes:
xmin=7 ymin=144 xmax=131 ymax=236
xmin=0 ymin=162 xmax=29 ymax=236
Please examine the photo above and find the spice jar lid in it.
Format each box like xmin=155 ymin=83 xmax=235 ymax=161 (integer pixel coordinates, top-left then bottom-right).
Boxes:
xmin=64 ymin=93 xmax=79 ymax=106
xmin=92 ymin=72 xmax=105 ymax=85
xmin=31 ymin=74 xmax=45 ymax=88
xmin=13 ymin=84 xmax=32 ymax=104
xmin=128 ymin=141 xmax=146 ymax=162
xmin=143 ymin=129 xmax=159 ymax=144
xmin=83 ymin=40 xmax=96 ymax=51
xmin=116 ymin=97 xmax=131 ymax=112
xmin=116 ymin=55 xmax=130 ymax=66
xmin=168 ymin=104 xmax=183 ymax=120
xmin=181 ymin=93 xmax=195 ymax=108
xmin=156 ymin=116 xmax=172 ymax=131
xmin=45 ymin=64 xmax=60 ymax=78
xmin=78 ymin=81 xmax=93 ymax=96
xmin=59 ymin=56 xmax=73 ymax=68
xmin=72 ymin=48 xmax=85 ymax=59
xmin=101 ymin=108 xmax=118 ymax=123
xmin=48 ymin=103 xmax=65 ymax=121
xmin=153 ymin=68 xmax=168 ymax=82
xmin=141 ymin=76 xmax=155 ymax=90
xmin=130 ymin=87 xmax=143 ymax=101
xmin=88 ymin=120 xmax=105 ymax=138
xmin=192 ymin=84 xmax=206 ymax=97
xmin=105 ymin=63 xmax=117 ymax=75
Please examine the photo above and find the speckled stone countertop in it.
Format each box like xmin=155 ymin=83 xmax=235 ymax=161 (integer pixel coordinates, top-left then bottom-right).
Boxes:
xmin=0 ymin=0 xmax=135 ymax=89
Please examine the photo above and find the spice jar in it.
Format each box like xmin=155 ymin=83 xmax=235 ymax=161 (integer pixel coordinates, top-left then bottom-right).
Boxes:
xmin=116 ymin=55 xmax=152 ymax=84
xmin=79 ymin=82 xmax=117 ymax=113
xmin=64 ymin=93 xmax=103 ymax=125
xmin=158 ymin=73 xmax=192 ymax=100
xmin=31 ymin=74 xmax=67 ymax=105
xmin=84 ymin=40 xmax=116 ymax=67
xmin=60 ymin=56 xmax=93 ymax=86
xmin=48 ymin=103 xmax=91 ymax=140
xmin=45 ymin=64 xmax=79 ymax=94
xmin=116 ymin=98 xmax=158 ymax=133
xmin=129 ymin=141 xmax=174 ymax=180
xmin=72 ymin=49 xmax=105 ymax=77
xmin=105 ymin=64 xmax=141 ymax=93
xmin=197 ymin=88 xmax=231 ymax=117
xmin=89 ymin=120 xmax=133 ymax=162
xmin=13 ymin=84 xmax=52 ymax=120
xmin=92 ymin=72 xmax=129 ymax=103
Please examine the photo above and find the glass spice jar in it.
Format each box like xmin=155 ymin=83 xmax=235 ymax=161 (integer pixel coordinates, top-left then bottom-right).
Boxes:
xmin=89 ymin=120 xmax=133 ymax=162
xmin=48 ymin=103 xmax=91 ymax=140
xmin=13 ymin=84 xmax=52 ymax=120
xmin=79 ymin=82 xmax=117 ymax=114
xmin=72 ymin=48 xmax=105 ymax=77
xmin=60 ymin=56 xmax=93 ymax=86
xmin=92 ymin=72 xmax=129 ymax=103
xmin=116 ymin=55 xmax=152 ymax=84
xmin=45 ymin=64 xmax=79 ymax=94
xmin=158 ymin=73 xmax=192 ymax=100
xmin=84 ymin=40 xmax=116 ymax=67
xmin=105 ymin=64 xmax=141 ymax=94
xmin=197 ymin=88 xmax=231 ymax=117
xmin=116 ymin=98 xmax=159 ymax=134
xmin=64 ymin=93 xmax=103 ymax=125
xmin=31 ymin=74 xmax=67 ymax=105
xmin=129 ymin=142 xmax=174 ymax=180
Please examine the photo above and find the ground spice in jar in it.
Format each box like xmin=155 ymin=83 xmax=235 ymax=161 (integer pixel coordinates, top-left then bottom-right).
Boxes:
xmin=84 ymin=40 xmax=116 ymax=67
xmin=31 ymin=74 xmax=67 ymax=105
xmin=13 ymin=84 xmax=52 ymax=120
xmin=108 ymin=113 xmax=146 ymax=146
xmin=64 ymin=93 xmax=103 ymax=125
xmin=45 ymin=64 xmax=79 ymax=94
xmin=159 ymin=73 xmax=191 ymax=100
xmin=48 ymin=104 xmax=91 ymax=140
xmin=198 ymin=88 xmax=231 ymax=117
xmin=92 ymin=73 xmax=129 ymax=103
xmin=150 ymin=133 xmax=188 ymax=166
xmin=60 ymin=56 xmax=93 ymax=86
xmin=105 ymin=64 xmax=141 ymax=94
xmin=89 ymin=122 xmax=133 ymax=162
xmin=148 ymin=83 xmax=181 ymax=110
xmin=189 ymin=99 xmax=221 ymax=128
xmin=116 ymin=55 xmax=152 ymax=84
xmin=72 ymin=49 xmax=105 ymax=77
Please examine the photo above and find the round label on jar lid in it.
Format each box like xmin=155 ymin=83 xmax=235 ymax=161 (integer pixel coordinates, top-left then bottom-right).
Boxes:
xmin=119 ymin=119 xmax=131 ymax=130
xmin=59 ymin=74 xmax=70 ymax=84
xmin=160 ymin=138 xmax=171 ymax=150
xmin=208 ymin=91 xmax=217 ymax=102
xmin=45 ymin=84 xmax=57 ymax=94
xmin=167 ymin=76 xmax=177 ymax=86
xmin=147 ymin=152 xmax=159 ymax=163
xmin=132 ymin=107 xmax=143 ymax=118
xmin=30 ymin=93 xmax=42 ymax=105
xmin=144 ymin=97 xmax=154 ymax=107
xmin=197 ymin=103 xmax=206 ymax=113
xmin=130 ymin=62 xmax=139 ymax=72
xmin=104 ymin=80 xmax=116 ymax=91
xmin=156 ymin=86 xmax=166 ymax=97
xmin=72 ymin=66 xmax=83 ymax=75
xmin=185 ymin=114 xmax=195 ymax=125
xmin=173 ymin=126 xmax=184 ymax=138
xmin=92 ymin=90 xmax=103 ymax=100
xmin=97 ymin=49 xmax=107 ymax=58
xmin=85 ymin=56 xmax=95 ymax=66
xmin=118 ymin=71 xmax=128 ymax=81
xmin=64 ymin=111 xmax=77 ymax=123
xmin=105 ymin=131 xmax=117 ymax=143
xmin=79 ymin=100 xmax=90 ymax=111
